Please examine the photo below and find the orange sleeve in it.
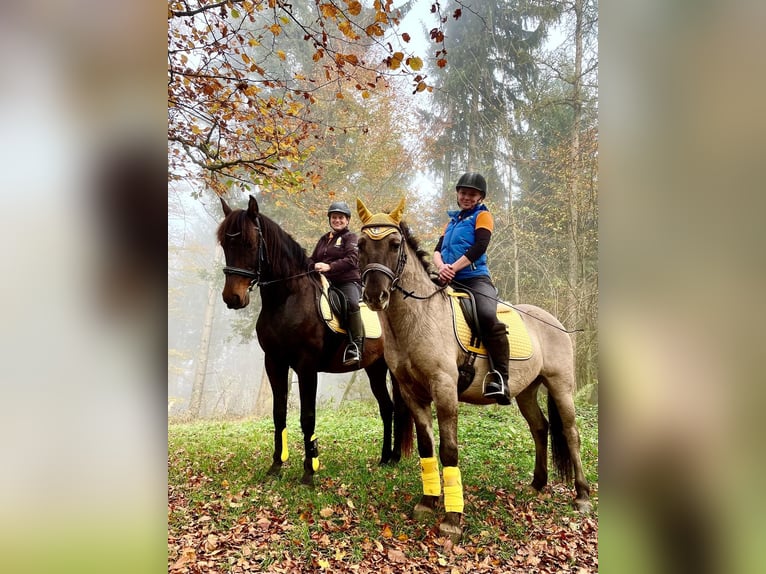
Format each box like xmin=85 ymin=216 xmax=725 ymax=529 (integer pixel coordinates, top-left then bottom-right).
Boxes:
xmin=475 ymin=211 xmax=494 ymax=232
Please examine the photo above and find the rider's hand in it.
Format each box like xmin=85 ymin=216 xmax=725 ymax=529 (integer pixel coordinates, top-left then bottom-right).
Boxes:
xmin=438 ymin=263 xmax=455 ymax=283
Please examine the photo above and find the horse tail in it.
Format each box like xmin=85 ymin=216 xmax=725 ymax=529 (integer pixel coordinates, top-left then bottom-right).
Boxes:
xmin=548 ymin=392 xmax=574 ymax=483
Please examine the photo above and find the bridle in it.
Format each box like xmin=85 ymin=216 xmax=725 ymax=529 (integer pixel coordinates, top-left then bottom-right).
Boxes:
xmin=222 ymin=215 xmax=268 ymax=291
xmin=359 ymin=223 xmax=407 ymax=291
xmin=360 ymin=223 xmax=448 ymax=300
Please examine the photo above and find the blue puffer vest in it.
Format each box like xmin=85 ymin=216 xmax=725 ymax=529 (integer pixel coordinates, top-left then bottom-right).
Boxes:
xmin=441 ymin=204 xmax=489 ymax=280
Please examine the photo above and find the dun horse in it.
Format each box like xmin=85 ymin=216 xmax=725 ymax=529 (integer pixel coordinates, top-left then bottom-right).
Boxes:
xmin=356 ymin=198 xmax=591 ymax=542
xmin=217 ymin=195 xmax=412 ymax=485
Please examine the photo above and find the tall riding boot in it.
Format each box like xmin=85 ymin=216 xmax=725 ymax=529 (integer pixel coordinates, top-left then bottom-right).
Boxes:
xmin=343 ymin=310 xmax=365 ymax=366
xmin=482 ymin=323 xmax=511 ymax=405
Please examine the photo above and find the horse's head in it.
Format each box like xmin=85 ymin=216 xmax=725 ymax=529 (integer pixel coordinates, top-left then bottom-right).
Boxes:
xmin=356 ymin=197 xmax=407 ymax=311
xmin=217 ymin=195 xmax=263 ymax=309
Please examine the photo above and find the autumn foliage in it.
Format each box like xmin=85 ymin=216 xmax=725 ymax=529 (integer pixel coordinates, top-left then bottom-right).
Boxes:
xmin=168 ymin=402 xmax=598 ymax=572
xmin=168 ymin=0 xmax=453 ymax=195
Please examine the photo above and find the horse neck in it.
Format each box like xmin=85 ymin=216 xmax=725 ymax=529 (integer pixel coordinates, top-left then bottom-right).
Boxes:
xmin=257 ymin=218 xmax=314 ymax=303
xmin=259 ymin=218 xmax=309 ymax=280
xmin=386 ymin=244 xmax=447 ymax=330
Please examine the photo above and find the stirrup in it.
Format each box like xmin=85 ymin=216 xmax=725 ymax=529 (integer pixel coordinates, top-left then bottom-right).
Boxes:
xmin=482 ymin=371 xmax=510 ymax=405
xmin=342 ymin=342 xmax=360 ymax=366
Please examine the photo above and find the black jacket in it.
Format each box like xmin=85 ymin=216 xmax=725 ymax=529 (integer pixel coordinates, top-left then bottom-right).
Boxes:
xmin=308 ymin=227 xmax=361 ymax=284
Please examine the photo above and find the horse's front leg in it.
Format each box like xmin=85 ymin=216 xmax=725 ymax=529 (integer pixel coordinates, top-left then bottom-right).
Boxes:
xmin=265 ymin=356 xmax=289 ymax=478
xmin=433 ymin=384 xmax=463 ymax=543
xmin=409 ymin=401 xmax=441 ymax=521
xmin=297 ymin=370 xmax=319 ymax=487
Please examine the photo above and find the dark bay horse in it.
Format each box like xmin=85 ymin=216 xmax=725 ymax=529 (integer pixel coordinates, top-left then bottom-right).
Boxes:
xmin=355 ymin=198 xmax=591 ymax=542
xmin=217 ymin=195 xmax=412 ymax=486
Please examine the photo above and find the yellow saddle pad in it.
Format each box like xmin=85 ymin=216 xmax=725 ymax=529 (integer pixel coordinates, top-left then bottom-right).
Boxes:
xmin=449 ymin=289 xmax=533 ymax=360
xmin=318 ymin=276 xmax=382 ymax=339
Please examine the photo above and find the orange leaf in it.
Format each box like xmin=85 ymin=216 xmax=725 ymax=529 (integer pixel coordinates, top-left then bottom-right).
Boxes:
xmin=347 ymin=1 xmax=362 ymax=16
xmin=382 ymin=525 xmax=393 ymax=538
xmin=365 ymin=23 xmax=384 ymax=37
xmin=319 ymin=4 xmax=338 ymax=19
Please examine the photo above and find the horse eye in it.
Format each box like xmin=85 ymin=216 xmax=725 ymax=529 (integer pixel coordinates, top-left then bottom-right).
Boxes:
xmin=390 ymin=239 xmax=401 ymax=251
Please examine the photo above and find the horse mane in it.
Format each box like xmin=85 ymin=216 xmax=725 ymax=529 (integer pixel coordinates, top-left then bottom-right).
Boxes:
xmin=399 ymin=220 xmax=434 ymax=276
xmin=217 ymin=208 xmax=310 ymax=278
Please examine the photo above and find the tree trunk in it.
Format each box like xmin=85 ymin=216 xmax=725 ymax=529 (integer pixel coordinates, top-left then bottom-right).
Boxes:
xmin=253 ymin=364 xmax=273 ymax=418
xmin=189 ymin=249 xmax=222 ymax=418
xmin=566 ymin=0 xmax=585 ymax=388
xmin=339 ymin=370 xmax=360 ymax=406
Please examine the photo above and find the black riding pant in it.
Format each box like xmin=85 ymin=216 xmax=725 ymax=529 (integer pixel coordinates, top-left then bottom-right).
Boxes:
xmin=455 ymin=275 xmax=501 ymax=338
xmin=335 ymin=281 xmax=361 ymax=314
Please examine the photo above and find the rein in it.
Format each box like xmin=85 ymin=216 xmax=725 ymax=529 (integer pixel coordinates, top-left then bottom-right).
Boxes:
xmin=360 ymin=222 xmax=447 ymax=301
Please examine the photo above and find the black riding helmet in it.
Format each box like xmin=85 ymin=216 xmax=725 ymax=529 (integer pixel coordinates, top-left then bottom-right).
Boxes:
xmin=327 ymin=201 xmax=351 ymax=219
xmin=455 ymin=172 xmax=487 ymax=199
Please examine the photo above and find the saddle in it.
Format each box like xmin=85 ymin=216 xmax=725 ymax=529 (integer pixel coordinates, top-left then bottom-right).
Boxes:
xmin=448 ymin=288 xmax=533 ymax=359
xmin=317 ymin=276 xmax=382 ymax=339
xmin=447 ymin=287 xmax=533 ymax=393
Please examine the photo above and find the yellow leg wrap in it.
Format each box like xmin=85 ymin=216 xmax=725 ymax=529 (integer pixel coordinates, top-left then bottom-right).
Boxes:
xmin=420 ymin=457 xmax=441 ymax=496
xmin=443 ymin=467 xmax=463 ymax=513
xmin=280 ymin=428 xmax=289 ymax=462
xmin=310 ymin=433 xmax=319 ymax=471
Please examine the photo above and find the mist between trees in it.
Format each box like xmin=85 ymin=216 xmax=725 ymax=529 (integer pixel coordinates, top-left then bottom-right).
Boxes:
xmin=168 ymin=0 xmax=598 ymax=419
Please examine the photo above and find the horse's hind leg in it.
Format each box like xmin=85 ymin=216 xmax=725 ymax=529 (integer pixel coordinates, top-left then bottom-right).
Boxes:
xmin=365 ymin=360 xmax=394 ymax=465
xmin=390 ymin=373 xmax=412 ymax=463
xmin=264 ymin=356 xmax=289 ymax=478
xmin=546 ymin=381 xmax=592 ymax=512
xmin=515 ymin=380 xmax=549 ymax=491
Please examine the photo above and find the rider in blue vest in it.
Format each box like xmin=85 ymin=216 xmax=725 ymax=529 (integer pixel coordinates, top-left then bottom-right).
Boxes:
xmin=433 ymin=172 xmax=511 ymax=404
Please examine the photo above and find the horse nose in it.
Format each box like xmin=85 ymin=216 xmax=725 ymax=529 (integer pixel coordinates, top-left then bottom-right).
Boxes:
xmin=224 ymin=293 xmax=241 ymax=309
xmin=363 ymin=289 xmax=388 ymax=310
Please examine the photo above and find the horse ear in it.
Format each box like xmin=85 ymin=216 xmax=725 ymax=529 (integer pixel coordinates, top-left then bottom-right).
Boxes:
xmin=220 ymin=196 xmax=232 ymax=216
xmin=356 ymin=198 xmax=373 ymax=224
xmin=247 ymin=195 xmax=260 ymax=219
xmin=389 ymin=197 xmax=406 ymax=224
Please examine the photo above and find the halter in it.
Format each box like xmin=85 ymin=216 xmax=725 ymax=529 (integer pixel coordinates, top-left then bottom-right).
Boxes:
xmin=222 ymin=215 xmax=268 ymax=291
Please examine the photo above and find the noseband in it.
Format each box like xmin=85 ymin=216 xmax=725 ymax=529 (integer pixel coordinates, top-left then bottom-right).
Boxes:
xmin=360 ymin=223 xmax=407 ymax=291
xmin=222 ymin=215 xmax=268 ymax=291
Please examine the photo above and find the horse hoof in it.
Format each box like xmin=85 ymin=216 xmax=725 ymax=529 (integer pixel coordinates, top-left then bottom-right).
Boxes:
xmin=300 ymin=474 xmax=315 ymax=488
xmin=412 ymin=503 xmax=436 ymax=522
xmin=266 ymin=465 xmax=282 ymax=479
xmin=438 ymin=521 xmax=463 ymax=544
xmin=574 ymin=499 xmax=592 ymax=513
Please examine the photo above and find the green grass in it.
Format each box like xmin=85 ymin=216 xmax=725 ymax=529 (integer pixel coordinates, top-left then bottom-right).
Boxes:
xmin=168 ymin=400 xmax=598 ymax=572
